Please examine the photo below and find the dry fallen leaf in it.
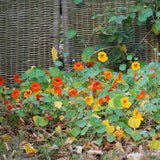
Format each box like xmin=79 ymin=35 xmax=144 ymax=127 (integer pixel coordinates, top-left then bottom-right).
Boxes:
xmin=76 ymin=146 xmax=83 ymax=154
xmin=87 ymin=149 xmax=103 ymax=155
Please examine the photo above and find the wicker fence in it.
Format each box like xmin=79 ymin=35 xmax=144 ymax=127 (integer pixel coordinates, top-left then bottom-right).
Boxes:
xmin=0 ymin=0 xmax=60 ymax=86
xmin=61 ymin=0 xmax=160 ymax=68
xmin=0 ymin=0 xmax=159 ymax=86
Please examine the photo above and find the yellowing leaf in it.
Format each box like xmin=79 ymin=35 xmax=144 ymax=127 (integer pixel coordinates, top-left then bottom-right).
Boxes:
xmin=128 ymin=117 xmax=141 ymax=129
xmin=33 ymin=116 xmax=39 ymax=123
xmin=120 ymin=44 xmax=127 ymax=53
xmin=23 ymin=142 xmax=38 ymax=155
xmin=102 ymin=120 xmax=109 ymax=126
xmin=55 ymin=126 xmax=62 ymax=135
xmin=54 ymin=101 xmax=63 ymax=109
xmin=149 ymin=139 xmax=160 ymax=150
xmin=65 ymin=137 xmax=76 ymax=144
xmin=107 ymin=125 xmax=115 ymax=133
xmin=51 ymin=46 xmax=58 ymax=61
xmin=2 ymin=135 xmax=11 ymax=141
xmin=45 ymin=85 xmax=51 ymax=92
xmin=59 ymin=115 xmax=65 ymax=121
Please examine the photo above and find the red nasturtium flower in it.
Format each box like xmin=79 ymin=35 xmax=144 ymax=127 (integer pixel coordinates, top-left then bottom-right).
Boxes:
xmin=7 ymin=104 xmax=14 ymax=111
xmin=68 ymin=89 xmax=78 ymax=97
xmin=16 ymin=100 xmax=23 ymax=108
xmin=12 ymin=89 xmax=20 ymax=99
xmin=133 ymin=72 xmax=143 ymax=81
xmin=108 ymin=85 xmax=117 ymax=92
xmin=52 ymin=77 xmax=64 ymax=86
xmin=148 ymin=68 xmax=156 ymax=76
xmin=3 ymin=100 xmax=8 ymax=104
xmin=137 ymin=90 xmax=145 ymax=100
xmin=0 ymin=77 xmax=5 ymax=85
xmin=74 ymin=62 xmax=84 ymax=71
xmin=45 ymin=70 xmax=49 ymax=75
xmin=54 ymin=86 xmax=62 ymax=95
xmin=93 ymin=81 xmax=103 ymax=90
xmin=99 ymin=95 xmax=110 ymax=104
xmin=13 ymin=75 xmax=22 ymax=83
xmin=86 ymin=61 xmax=94 ymax=67
xmin=24 ymin=89 xmax=32 ymax=98
xmin=36 ymin=95 xmax=44 ymax=102
xmin=30 ymin=82 xmax=41 ymax=92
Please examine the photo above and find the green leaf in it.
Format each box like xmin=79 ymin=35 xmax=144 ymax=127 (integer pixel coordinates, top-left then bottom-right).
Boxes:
xmin=108 ymin=115 xmax=119 ymax=122
xmin=49 ymin=67 xmax=60 ymax=77
xmin=81 ymin=127 xmax=89 ymax=135
xmin=142 ymin=8 xmax=153 ymax=18
xmin=36 ymin=116 xmax=49 ymax=127
xmin=39 ymin=105 xmax=50 ymax=111
xmin=84 ymin=110 xmax=92 ymax=119
xmin=155 ymin=19 xmax=160 ymax=31
xmin=72 ymin=127 xmax=81 ymax=137
xmin=146 ymin=105 xmax=157 ymax=112
xmin=76 ymin=120 xmax=87 ymax=128
xmin=74 ymin=0 xmax=83 ymax=4
xmin=107 ymin=133 xmax=115 ymax=142
xmin=149 ymin=129 xmax=155 ymax=137
xmin=138 ymin=14 xmax=147 ymax=22
xmin=114 ymin=108 xmax=124 ymax=116
xmin=95 ymin=136 xmax=103 ymax=145
xmin=90 ymin=117 xmax=102 ymax=127
xmin=73 ymin=81 xmax=82 ymax=89
xmin=124 ymin=126 xmax=132 ymax=134
xmin=66 ymin=29 xmax=76 ymax=39
xmin=81 ymin=47 xmax=94 ymax=63
xmin=54 ymin=60 xmax=63 ymax=67
xmin=131 ymin=131 xmax=141 ymax=141
xmin=116 ymin=15 xmax=127 ymax=24
xmin=156 ymin=11 xmax=160 ymax=17
xmin=62 ymin=51 xmax=69 ymax=57
xmin=119 ymin=64 xmax=127 ymax=71
xmin=96 ymin=125 xmax=107 ymax=133
xmin=65 ymin=110 xmax=76 ymax=119
xmin=154 ymin=111 xmax=160 ymax=121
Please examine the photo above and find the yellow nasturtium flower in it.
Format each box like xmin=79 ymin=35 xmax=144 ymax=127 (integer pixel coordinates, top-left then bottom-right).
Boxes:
xmin=85 ymin=96 xmax=93 ymax=106
xmin=133 ymin=108 xmax=144 ymax=121
xmin=98 ymin=51 xmax=108 ymax=62
xmin=131 ymin=61 xmax=140 ymax=71
xmin=121 ymin=97 xmax=132 ymax=108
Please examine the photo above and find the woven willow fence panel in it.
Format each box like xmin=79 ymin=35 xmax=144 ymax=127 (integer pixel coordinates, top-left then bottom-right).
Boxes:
xmin=61 ymin=0 xmax=159 ymax=69
xmin=0 ymin=0 xmax=60 ymax=86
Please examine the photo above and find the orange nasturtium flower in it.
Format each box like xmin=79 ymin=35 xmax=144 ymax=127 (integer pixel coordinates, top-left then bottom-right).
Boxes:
xmin=74 ymin=62 xmax=84 ymax=71
xmin=24 ymin=89 xmax=32 ymax=98
xmin=85 ymin=96 xmax=93 ymax=106
xmin=104 ymin=71 xmax=112 ymax=80
xmin=52 ymin=77 xmax=64 ymax=86
xmin=113 ymin=73 xmax=122 ymax=83
xmin=121 ymin=97 xmax=132 ymax=108
xmin=12 ymin=89 xmax=20 ymax=99
xmin=98 ymin=51 xmax=108 ymax=62
xmin=131 ymin=61 xmax=140 ymax=71
xmin=68 ymin=89 xmax=78 ymax=97
xmin=137 ymin=90 xmax=145 ymax=100
xmin=133 ymin=108 xmax=144 ymax=121
xmin=0 ymin=77 xmax=5 ymax=85
xmin=96 ymin=25 xmax=102 ymax=34
xmin=133 ymin=72 xmax=143 ymax=81
xmin=30 ymin=82 xmax=41 ymax=92
xmin=113 ymin=126 xmax=124 ymax=140
xmin=54 ymin=86 xmax=62 ymax=95
xmin=14 ymin=75 xmax=22 ymax=83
